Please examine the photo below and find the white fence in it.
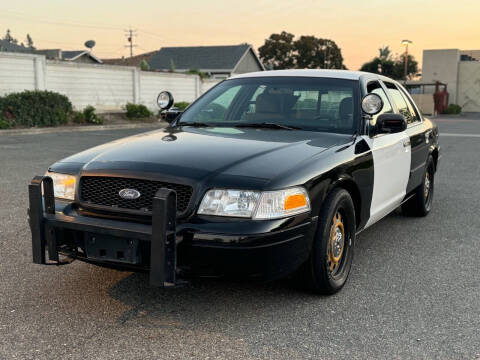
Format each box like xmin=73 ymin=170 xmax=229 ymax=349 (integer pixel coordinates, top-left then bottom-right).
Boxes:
xmin=0 ymin=52 xmax=220 ymax=112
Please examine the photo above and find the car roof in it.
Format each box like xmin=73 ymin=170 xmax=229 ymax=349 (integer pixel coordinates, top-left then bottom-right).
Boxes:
xmin=230 ymin=69 xmax=393 ymax=82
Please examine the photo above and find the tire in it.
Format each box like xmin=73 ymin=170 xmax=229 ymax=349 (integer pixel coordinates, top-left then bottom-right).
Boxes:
xmin=402 ymin=155 xmax=435 ymax=217
xmin=300 ymin=188 xmax=356 ymax=295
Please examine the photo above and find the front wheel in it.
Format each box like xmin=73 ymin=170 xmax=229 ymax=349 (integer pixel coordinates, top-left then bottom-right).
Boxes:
xmin=300 ymin=188 xmax=356 ymax=295
xmin=402 ymin=155 xmax=435 ymax=217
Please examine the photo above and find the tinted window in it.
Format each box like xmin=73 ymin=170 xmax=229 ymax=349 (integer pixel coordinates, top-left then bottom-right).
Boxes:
xmin=385 ymin=82 xmax=419 ymax=124
xmin=180 ymin=77 xmax=360 ymax=134
xmin=398 ymin=85 xmax=421 ymax=123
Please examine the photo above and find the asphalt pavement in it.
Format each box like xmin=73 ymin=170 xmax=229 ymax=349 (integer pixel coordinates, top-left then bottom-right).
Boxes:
xmin=0 ymin=116 xmax=479 ymax=359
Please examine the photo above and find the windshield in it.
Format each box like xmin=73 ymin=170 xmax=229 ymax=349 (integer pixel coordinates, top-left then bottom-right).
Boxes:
xmin=178 ymin=76 xmax=360 ymax=134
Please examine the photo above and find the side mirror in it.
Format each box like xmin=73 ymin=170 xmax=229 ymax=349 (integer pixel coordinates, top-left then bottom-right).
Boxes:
xmin=157 ymin=91 xmax=174 ymax=110
xmin=376 ymin=113 xmax=407 ymax=134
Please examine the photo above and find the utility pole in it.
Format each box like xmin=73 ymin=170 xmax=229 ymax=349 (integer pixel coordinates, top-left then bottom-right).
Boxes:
xmin=401 ymin=39 xmax=412 ymax=81
xmin=124 ymin=28 xmax=137 ymax=57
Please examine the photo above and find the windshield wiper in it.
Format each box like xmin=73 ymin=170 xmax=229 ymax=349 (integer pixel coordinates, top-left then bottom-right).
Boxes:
xmin=176 ymin=122 xmax=212 ymax=127
xmin=235 ymin=122 xmax=300 ymax=130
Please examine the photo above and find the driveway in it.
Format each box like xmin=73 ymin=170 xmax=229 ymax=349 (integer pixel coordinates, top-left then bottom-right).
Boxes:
xmin=0 ymin=116 xmax=479 ymax=359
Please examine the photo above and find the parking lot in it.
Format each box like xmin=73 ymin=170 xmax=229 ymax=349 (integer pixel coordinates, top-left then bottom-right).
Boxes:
xmin=0 ymin=115 xmax=479 ymax=360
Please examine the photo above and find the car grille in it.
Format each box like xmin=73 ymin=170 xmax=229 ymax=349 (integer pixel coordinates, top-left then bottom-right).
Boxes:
xmin=79 ymin=176 xmax=193 ymax=214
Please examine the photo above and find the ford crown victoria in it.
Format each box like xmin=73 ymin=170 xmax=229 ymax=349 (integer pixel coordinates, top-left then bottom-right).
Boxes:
xmin=28 ymin=70 xmax=440 ymax=294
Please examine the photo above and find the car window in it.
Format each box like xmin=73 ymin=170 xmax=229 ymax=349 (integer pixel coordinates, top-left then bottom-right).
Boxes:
xmin=191 ymin=85 xmax=241 ymax=122
xmin=397 ymin=85 xmax=422 ymax=123
xmin=367 ymin=81 xmax=393 ymax=125
xmin=179 ymin=77 xmax=360 ymax=134
xmin=384 ymin=82 xmax=418 ymax=124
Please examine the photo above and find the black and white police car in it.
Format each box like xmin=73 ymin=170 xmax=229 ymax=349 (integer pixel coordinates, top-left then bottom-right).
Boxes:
xmin=29 ymin=70 xmax=440 ymax=294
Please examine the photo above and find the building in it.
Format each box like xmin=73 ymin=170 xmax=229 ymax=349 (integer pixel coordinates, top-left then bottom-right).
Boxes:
xmin=421 ymin=49 xmax=480 ymax=112
xmin=35 ymin=49 xmax=103 ymax=64
xmin=102 ymin=51 xmax=156 ymax=67
xmin=0 ymin=40 xmax=102 ymax=64
xmin=0 ymin=39 xmax=35 ymax=54
xmin=147 ymin=44 xmax=264 ymax=79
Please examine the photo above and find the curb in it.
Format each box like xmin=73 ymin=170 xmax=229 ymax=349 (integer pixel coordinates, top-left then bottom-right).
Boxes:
xmin=0 ymin=122 xmax=166 ymax=136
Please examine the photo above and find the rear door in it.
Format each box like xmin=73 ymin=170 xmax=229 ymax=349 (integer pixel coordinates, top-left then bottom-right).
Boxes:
xmin=395 ymin=83 xmax=430 ymax=193
xmin=363 ymin=81 xmax=411 ymax=228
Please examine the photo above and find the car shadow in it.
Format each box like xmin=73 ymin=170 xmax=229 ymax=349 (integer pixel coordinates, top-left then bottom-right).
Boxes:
xmin=103 ymin=208 xmax=421 ymax=334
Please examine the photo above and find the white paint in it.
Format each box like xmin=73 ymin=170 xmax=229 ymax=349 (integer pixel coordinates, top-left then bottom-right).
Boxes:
xmin=231 ymin=69 xmax=370 ymax=80
xmin=363 ymin=132 xmax=411 ymax=228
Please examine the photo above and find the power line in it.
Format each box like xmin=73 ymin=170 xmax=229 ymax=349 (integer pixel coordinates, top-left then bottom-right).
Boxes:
xmin=0 ymin=9 xmax=125 ymax=31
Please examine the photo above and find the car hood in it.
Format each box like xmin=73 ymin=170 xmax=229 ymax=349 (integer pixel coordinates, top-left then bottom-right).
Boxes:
xmin=51 ymin=126 xmax=352 ymax=188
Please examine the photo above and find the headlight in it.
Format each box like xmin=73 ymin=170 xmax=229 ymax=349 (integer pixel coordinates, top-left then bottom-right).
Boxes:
xmin=198 ymin=189 xmax=261 ymax=217
xmin=254 ymin=187 xmax=310 ymax=219
xmin=198 ymin=186 xmax=310 ymax=219
xmin=45 ymin=172 xmax=77 ymax=200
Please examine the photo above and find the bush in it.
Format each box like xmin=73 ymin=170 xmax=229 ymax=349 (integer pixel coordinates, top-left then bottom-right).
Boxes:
xmin=71 ymin=111 xmax=85 ymax=124
xmin=0 ymin=90 xmax=72 ymax=127
xmin=174 ymin=102 xmax=190 ymax=111
xmin=0 ymin=116 xmax=11 ymax=129
xmin=443 ymin=104 xmax=462 ymax=115
xmin=125 ymin=103 xmax=152 ymax=119
xmin=70 ymin=106 xmax=103 ymax=125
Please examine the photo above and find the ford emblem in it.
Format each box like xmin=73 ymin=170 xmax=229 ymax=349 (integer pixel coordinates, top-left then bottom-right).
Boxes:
xmin=119 ymin=188 xmax=141 ymax=200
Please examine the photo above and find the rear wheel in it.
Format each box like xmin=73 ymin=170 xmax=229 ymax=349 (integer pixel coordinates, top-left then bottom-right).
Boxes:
xmin=402 ymin=155 xmax=435 ymax=217
xmin=300 ymin=188 xmax=356 ymax=294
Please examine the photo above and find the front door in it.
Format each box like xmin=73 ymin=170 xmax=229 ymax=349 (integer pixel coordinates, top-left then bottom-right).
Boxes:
xmin=363 ymin=80 xmax=411 ymax=228
xmin=364 ymin=132 xmax=411 ymax=228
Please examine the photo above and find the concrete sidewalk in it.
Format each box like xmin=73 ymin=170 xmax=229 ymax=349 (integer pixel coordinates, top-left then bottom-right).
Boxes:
xmin=0 ymin=121 xmax=166 ymax=136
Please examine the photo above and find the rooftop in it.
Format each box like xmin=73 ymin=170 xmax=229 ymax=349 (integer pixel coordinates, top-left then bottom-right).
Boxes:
xmin=231 ymin=69 xmax=387 ymax=81
xmin=148 ymin=44 xmax=257 ymax=71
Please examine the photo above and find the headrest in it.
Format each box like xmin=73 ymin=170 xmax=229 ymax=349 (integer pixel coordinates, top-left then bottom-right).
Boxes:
xmin=255 ymin=93 xmax=281 ymax=113
xmin=339 ymin=97 xmax=353 ymax=119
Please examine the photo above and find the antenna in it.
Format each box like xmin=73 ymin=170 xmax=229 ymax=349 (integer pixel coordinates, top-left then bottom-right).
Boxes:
xmin=84 ymin=40 xmax=96 ymax=51
xmin=124 ymin=28 xmax=137 ymax=57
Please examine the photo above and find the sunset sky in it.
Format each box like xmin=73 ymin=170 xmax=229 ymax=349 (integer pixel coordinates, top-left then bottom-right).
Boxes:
xmin=1 ymin=0 xmax=479 ymax=70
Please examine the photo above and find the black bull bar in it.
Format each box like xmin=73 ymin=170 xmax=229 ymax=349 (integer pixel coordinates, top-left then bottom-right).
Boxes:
xmin=28 ymin=175 xmax=178 ymax=287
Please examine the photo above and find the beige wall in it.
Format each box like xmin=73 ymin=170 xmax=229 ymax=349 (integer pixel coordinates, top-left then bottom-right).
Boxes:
xmin=411 ymin=94 xmax=435 ymax=115
xmin=422 ymin=49 xmax=460 ymax=104
xmin=457 ymin=61 xmax=480 ymax=112
xmin=0 ymin=52 xmax=220 ymax=112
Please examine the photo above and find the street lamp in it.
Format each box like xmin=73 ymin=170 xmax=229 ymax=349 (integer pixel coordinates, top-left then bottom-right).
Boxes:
xmin=401 ymin=39 xmax=413 ymax=81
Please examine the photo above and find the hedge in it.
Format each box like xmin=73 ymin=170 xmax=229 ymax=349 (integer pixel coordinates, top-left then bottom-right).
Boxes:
xmin=0 ymin=90 xmax=73 ymax=128
xmin=125 ymin=103 xmax=152 ymax=119
xmin=443 ymin=104 xmax=462 ymax=115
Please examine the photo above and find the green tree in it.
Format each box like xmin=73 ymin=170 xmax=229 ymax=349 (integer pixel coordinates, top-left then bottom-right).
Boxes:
xmin=3 ymin=29 xmax=18 ymax=44
xmin=393 ymin=54 xmax=418 ymax=80
xmin=259 ymin=32 xmax=346 ymax=70
xmin=140 ymin=59 xmax=150 ymax=71
xmin=360 ymin=47 xmax=418 ymax=80
xmin=378 ymin=46 xmax=391 ymax=60
xmin=26 ymin=34 xmax=35 ymax=49
xmin=258 ymin=31 xmax=295 ymax=70
xmin=294 ymin=36 xmax=345 ymax=69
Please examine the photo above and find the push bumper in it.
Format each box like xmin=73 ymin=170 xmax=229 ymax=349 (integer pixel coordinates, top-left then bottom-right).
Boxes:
xmin=28 ymin=175 xmax=178 ymax=287
xmin=28 ymin=176 xmax=317 ymax=286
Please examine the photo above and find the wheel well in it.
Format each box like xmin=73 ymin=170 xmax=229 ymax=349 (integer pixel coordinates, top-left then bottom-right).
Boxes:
xmin=431 ymin=148 xmax=439 ymax=171
xmin=334 ymin=180 xmax=362 ymax=228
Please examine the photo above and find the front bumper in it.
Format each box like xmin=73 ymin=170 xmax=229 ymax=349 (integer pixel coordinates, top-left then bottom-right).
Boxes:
xmin=28 ymin=176 xmax=317 ymax=286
